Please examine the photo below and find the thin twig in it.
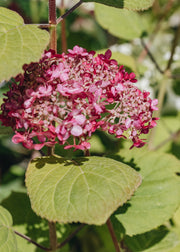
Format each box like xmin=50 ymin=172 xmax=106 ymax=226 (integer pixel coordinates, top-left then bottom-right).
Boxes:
xmin=37 ymin=24 xmax=51 ymax=28
xmin=152 ymin=129 xmax=180 ymax=151
xmin=166 ymin=24 xmax=180 ymax=71
xmin=106 ymin=218 xmax=121 ymax=252
xmin=57 ymin=0 xmax=83 ymax=24
xmin=140 ymin=38 xmax=164 ymax=74
xmin=57 ymin=224 xmax=85 ymax=249
xmin=139 ymin=0 xmax=175 ymax=63
xmin=14 ymin=230 xmax=51 ymax=251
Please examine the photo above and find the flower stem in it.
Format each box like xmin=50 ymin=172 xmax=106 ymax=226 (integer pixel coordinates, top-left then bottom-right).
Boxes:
xmin=59 ymin=0 xmax=67 ymax=52
xmin=106 ymin=218 xmax=121 ymax=252
xmin=48 ymin=222 xmax=58 ymax=251
xmin=49 ymin=0 xmax=57 ymax=51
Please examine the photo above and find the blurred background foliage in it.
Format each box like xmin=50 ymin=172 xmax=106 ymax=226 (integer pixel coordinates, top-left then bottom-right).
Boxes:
xmin=0 ymin=0 xmax=180 ymax=251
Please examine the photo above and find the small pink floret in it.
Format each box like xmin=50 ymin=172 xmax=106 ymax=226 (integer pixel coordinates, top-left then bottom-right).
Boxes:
xmin=71 ymin=125 xmax=83 ymax=136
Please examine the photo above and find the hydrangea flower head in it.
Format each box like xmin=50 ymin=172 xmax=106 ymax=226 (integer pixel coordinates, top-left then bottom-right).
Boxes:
xmin=0 ymin=46 xmax=158 ymax=151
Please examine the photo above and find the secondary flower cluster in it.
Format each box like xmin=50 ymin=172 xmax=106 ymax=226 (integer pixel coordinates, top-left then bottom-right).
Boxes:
xmin=0 ymin=46 xmax=158 ymax=151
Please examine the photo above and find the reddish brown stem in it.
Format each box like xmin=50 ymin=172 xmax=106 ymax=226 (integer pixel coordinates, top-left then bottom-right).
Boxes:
xmin=48 ymin=222 xmax=58 ymax=251
xmin=166 ymin=24 xmax=180 ymax=71
xmin=60 ymin=0 xmax=67 ymax=52
xmin=106 ymin=218 xmax=121 ymax=252
xmin=49 ymin=0 xmax=57 ymax=51
xmin=14 ymin=230 xmax=51 ymax=251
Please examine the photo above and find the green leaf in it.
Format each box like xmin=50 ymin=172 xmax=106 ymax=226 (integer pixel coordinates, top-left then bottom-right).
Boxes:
xmin=26 ymin=155 xmax=142 ymax=225
xmin=124 ymin=226 xmax=180 ymax=252
xmin=0 ymin=206 xmax=17 ymax=252
xmin=95 ymin=4 xmax=149 ymax=40
xmin=83 ymin=0 xmax=155 ymax=10
xmin=112 ymin=149 xmax=180 ymax=235
xmin=0 ymin=7 xmax=49 ymax=82
xmin=1 ymin=192 xmax=70 ymax=252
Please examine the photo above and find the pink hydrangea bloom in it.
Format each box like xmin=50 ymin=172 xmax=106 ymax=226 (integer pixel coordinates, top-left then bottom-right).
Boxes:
xmin=0 ymin=46 xmax=158 ymax=151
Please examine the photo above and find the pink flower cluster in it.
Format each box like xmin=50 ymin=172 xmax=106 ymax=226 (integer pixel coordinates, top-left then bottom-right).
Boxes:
xmin=0 ymin=46 xmax=158 ymax=151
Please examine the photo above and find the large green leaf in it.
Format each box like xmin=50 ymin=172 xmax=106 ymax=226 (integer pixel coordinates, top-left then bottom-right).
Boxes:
xmin=95 ymin=4 xmax=149 ymax=40
xmin=0 ymin=206 xmax=17 ymax=252
xmin=0 ymin=7 xmax=49 ymax=82
xmin=112 ymin=149 xmax=180 ymax=235
xmin=26 ymin=155 xmax=142 ymax=225
xmin=83 ymin=0 xmax=155 ymax=10
xmin=124 ymin=226 xmax=180 ymax=252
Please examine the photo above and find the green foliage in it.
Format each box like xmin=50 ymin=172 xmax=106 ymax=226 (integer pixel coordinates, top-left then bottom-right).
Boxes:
xmin=0 ymin=7 xmax=49 ymax=82
xmin=0 ymin=206 xmax=17 ymax=252
xmin=110 ymin=148 xmax=180 ymax=235
xmin=1 ymin=192 xmax=70 ymax=252
xmin=83 ymin=0 xmax=155 ymax=10
xmin=95 ymin=3 xmax=149 ymax=40
xmin=26 ymin=155 xmax=142 ymax=225
xmin=124 ymin=226 xmax=180 ymax=252
xmin=0 ymin=0 xmax=180 ymax=251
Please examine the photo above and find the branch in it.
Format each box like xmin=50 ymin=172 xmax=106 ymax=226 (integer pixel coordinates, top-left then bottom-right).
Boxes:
xmin=166 ymin=24 xmax=180 ymax=71
xmin=140 ymin=38 xmax=164 ymax=74
xmin=49 ymin=0 xmax=57 ymax=51
xmin=48 ymin=222 xmax=58 ymax=251
xmin=56 ymin=0 xmax=83 ymax=24
xmin=139 ymin=0 xmax=175 ymax=63
xmin=106 ymin=218 xmax=121 ymax=252
xmin=14 ymin=230 xmax=51 ymax=251
xmin=57 ymin=224 xmax=85 ymax=249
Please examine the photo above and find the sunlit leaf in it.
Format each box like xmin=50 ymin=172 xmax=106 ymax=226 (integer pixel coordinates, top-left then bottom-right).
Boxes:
xmin=95 ymin=4 xmax=149 ymax=40
xmin=112 ymin=149 xmax=180 ymax=235
xmin=0 ymin=206 xmax=17 ymax=252
xmin=0 ymin=7 xmax=49 ymax=82
xmin=1 ymin=192 xmax=70 ymax=252
xmin=124 ymin=226 xmax=180 ymax=252
xmin=26 ymin=155 xmax=142 ymax=225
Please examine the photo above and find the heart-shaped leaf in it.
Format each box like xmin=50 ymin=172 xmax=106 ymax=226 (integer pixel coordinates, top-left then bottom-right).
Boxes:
xmin=26 ymin=155 xmax=142 ymax=225
xmin=0 ymin=206 xmax=17 ymax=252
xmin=0 ymin=7 xmax=49 ymax=82
xmin=112 ymin=148 xmax=180 ymax=235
